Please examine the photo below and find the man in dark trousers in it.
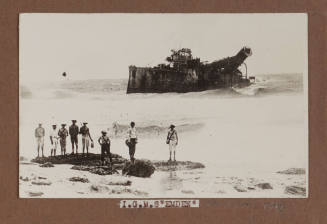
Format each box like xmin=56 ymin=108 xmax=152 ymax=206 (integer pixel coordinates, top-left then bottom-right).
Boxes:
xmin=126 ymin=121 xmax=137 ymax=164
xmin=79 ymin=122 xmax=93 ymax=156
xmin=69 ymin=120 xmax=79 ymax=154
xmin=98 ymin=130 xmax=112 ymax=165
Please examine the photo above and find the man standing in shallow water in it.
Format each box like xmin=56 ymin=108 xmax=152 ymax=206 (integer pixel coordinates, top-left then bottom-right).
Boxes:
xmin=166 ymin=124 xmax=178 ymax=162
xmin=79 ymin=122 xmax=93 ymax=156
xmin=69 ymin=120 xmax=79 ymax=154
xmin=35 ymin=123 xmax=45 ymax=157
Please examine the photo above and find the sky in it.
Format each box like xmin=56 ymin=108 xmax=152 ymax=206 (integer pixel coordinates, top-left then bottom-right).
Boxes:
xmin=19 ymin=13 xmax=307 ymax=83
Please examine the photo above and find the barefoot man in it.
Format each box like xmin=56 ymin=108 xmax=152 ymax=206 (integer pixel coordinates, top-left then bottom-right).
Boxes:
xmin=98 ymin=130 xmax=112 ymax=165
xmin=166 ymin=124 xmax=178 ymax=162
xmin=79 ymin=122 xmax=93 ymax=156
xmin=58 ymin=124 xmax=68 ymax=155
xmin=69 ymin=120 xmax=79 ymax=154
xmin=50 ymin=124 xmax=59 ymax=156
xmin=35 ymin=123 xmax=45 ymax=157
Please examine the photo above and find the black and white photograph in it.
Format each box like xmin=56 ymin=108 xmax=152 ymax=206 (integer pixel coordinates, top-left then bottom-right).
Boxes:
xmin=19 ymin=13 xmax=308 ymax=198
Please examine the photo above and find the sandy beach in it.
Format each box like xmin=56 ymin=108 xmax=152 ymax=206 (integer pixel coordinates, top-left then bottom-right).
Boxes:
xmin=19 ymin=74 xmax=307 ymax=198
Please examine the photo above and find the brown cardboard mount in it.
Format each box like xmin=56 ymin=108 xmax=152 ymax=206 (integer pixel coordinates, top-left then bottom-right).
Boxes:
xmin=1 ymin=0 xmax=327 ymax=223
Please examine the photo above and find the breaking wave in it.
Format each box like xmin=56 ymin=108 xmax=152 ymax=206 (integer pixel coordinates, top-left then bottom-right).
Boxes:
xmin=110 ymin=123 xmax=205 ymax=138
xmin=232 ymin=73 xmax=303 ymax=96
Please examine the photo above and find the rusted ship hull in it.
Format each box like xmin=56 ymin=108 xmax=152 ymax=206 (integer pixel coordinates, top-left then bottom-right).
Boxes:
xmin=127 ymin=47 xmax=253 ymax=93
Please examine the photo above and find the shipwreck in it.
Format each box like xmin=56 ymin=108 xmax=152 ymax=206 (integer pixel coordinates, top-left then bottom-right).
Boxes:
xmin=127 ymin=47 xmax=254 ymax=93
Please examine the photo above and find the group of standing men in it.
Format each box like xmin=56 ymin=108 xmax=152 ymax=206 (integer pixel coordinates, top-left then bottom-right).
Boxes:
xmin=35 ymin=120 xmax=179 ymax=164
xmin=35 ymin=120 xmax=93 ymax=157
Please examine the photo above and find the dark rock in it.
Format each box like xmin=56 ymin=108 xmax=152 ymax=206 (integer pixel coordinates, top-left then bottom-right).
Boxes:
xmin=71 ymin=165 xmax=91 ymax=172
xmin=122 ymin=160 xmax=155 ymax=177
xmin=31 ymin=154 xmax=203 ymax=175
xmin=29 ymin=192 xmax=44 ymax=197
xmin=71 ymin=165 xmax=119 ymax=175
xmin=256 ymin=183 xmax=273 ymax=190
xmin=39 ymin=162 xmax=54 ymax=168
xmin=20 ymin=176 xmax=29 ymax=181
xmin=19 ymin=162 xmax=35 ymax=165
xmin=90 ymin=184 xmax=109 ymax=192
xmin=69 ymin=177 xmax=89 ymax=183
xmin=152 ymin=160 xmax=205 ymax=171
xmin=31 ymin=153 xmax=127 ymax=166
xmin=107 ymin=180 xmax=132 ymax=186
xmin=234 ymin=185 xmax=247 ymax=192
xmin=277 ymin=168 xmax=305 ymax=175
xmin=19 ymin=156 xmax=28 ymax=161
xmin=285 ymin=186 xmax=306 ymax=196
xmin=31 ymin=180 xmax=52 ymax=186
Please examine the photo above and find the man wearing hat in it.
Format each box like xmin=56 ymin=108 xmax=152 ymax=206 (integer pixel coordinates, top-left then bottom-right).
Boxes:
xmin=98 ymin=130 xmax=112 ymax=165
xmin=79 ymin=122 xmax=93 ymax=156
xmin=69 ymin=120 xmax=79 ymax=155
xmin=166 ymin=124 xmax=178 ymax=162
xmin=49 ymin=124 xmax=59 ymax=156
xmin=58 ymin=124 xmax=69 ymax=155
xmin=35 ymin=123 xmax=45 ymax=157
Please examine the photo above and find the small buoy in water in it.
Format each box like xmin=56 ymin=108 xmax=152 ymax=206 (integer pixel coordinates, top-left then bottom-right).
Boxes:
xmin=62 ymin=72 xmax=67 ymax=77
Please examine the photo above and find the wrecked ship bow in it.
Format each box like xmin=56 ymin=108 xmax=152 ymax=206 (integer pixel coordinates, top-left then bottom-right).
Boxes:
xmin=127 ymin=47 xmax=254 ymax=93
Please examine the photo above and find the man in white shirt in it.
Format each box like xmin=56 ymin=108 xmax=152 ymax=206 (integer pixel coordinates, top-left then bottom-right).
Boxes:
xmin=126 ymin=121 xmax=137 ymax=164
xmin=50 ymin=124 xmax=59 ymax=156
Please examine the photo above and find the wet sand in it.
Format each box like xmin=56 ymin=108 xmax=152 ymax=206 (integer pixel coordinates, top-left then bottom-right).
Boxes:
xmin=19 ymin=160 xmax=306 ymax=198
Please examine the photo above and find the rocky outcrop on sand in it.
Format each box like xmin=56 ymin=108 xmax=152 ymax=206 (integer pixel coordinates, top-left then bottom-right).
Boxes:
xmin=71 ymin=165 xmax=119 ymax=175
xmin=20 ymin=176 xmax=30 ymax=182
xmin=31 ymin=154 xmax=204 ymax=178
xmin=28 ymin=192 xmax=44 ymax=197
xmin=181 ymin=189 xmax=195 ymax=194
xmin=19 ymin=156 xmax=28 ymax=161
xmin=277 ymin=168 xmax=305 ymax=175
xmin=152 ymin=161 xmax=205 ymax=171
xmin=32 ymin=153 xmax=127 ymax=166
xmin=69 ymin=177 xmax=89 ymax=183
xmin=20 ymin=175 xmax=47 ymax=182
xmin=31 ymin=180 xmax=52 ymax=186
xmin=255 ymin=183 xmax=273 ymax=190
xmin=107 ymin=180 xmax=132 ymax=186
xmin=39 ymin=162 xmax=54 ymax=167
xmin=285 ymin=186 xmax=306 ymax=196
xmin=122 ymin=160 xmax=155 ymax=177
xmin=90 ymin=184 xmax=148 ymax=196
xmin=234 ymin=185 xmax=248 ymax=192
